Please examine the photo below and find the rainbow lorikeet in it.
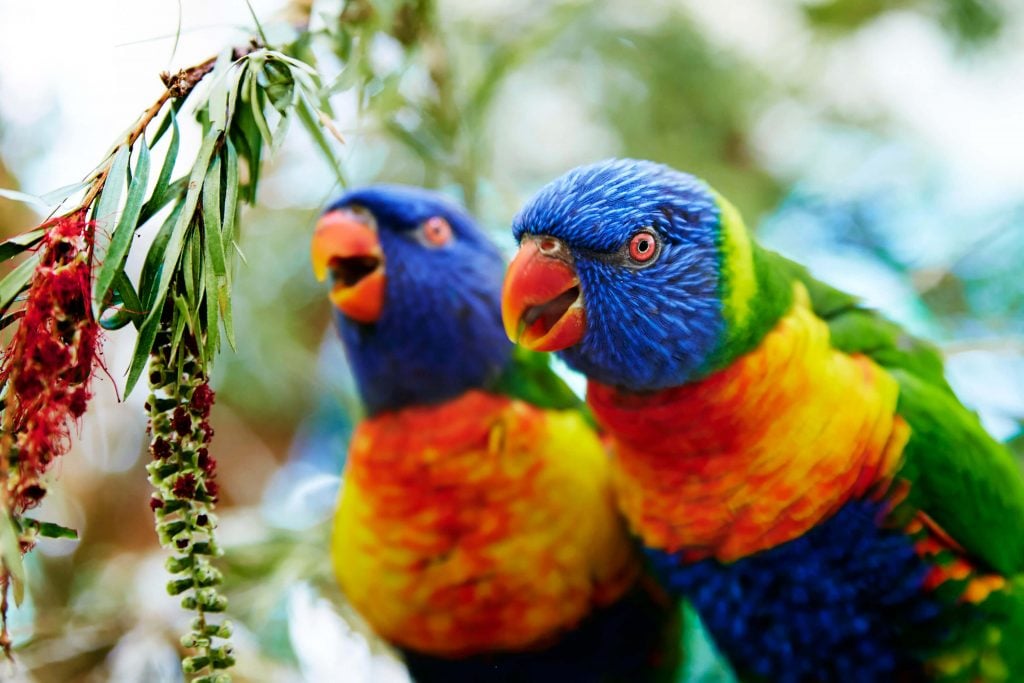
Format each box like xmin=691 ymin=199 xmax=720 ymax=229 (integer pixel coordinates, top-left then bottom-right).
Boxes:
xmin=310 ymin=185 xmax=687 ymax=682
xmin=501 ymin=159 xmax=1024 ymax=682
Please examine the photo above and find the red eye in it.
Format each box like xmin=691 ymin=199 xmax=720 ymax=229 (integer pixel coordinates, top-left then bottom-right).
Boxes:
xmin=628 ymin=232 xmax=657 ymax=262
xmin=423 ymin=217 xmax=452 ymax=246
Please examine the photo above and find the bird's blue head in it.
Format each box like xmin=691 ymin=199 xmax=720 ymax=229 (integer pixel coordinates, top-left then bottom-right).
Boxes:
xmin=502 ymin=159 xmax=765 ymax=391
xmin=312 ymin=185 xmax=512 ymax=414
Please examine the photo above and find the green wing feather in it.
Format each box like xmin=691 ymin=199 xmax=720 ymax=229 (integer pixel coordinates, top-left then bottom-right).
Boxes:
xmin=489 ymin=346 xmax=596 ymax=424
xmin=763 ymin=248 xmax=1024 ymax=575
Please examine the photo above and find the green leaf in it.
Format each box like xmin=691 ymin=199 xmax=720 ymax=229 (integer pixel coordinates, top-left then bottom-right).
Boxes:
xmin=203 ymin=227 xmax=221 ymax=363
xmin=219 ymin=141 xmax=240 ymax=351
xmin=108 ymin=270 xmax=146 ymax=331
xmin=125 ymin=127 xmax=221 ymax=396
xmin=296 ymin=92 xmax=346 ymax=187
xmin=94 ymin=144 xmax=132 ymax=231
xmin=94 ymin=137 xmax=151 ymax=306
xmin=138 ymin=176 xmax=187 ymax=228
xmin=169 ymin=295 xmax=194 ymax=366
xmin=222 ymin=139 xmax=240 ymax=254
xmin=124 ymin=310 xmax=161 ymax=396
xmin=39 ymin=179 xmax=93 ymax=205
xmin=141 ymin=112 xmax=181 ymax=221
xmin=100 ymin=270 xmax=145 ymax=330
xmin=206 ymin=48 xmax=239 ymax=133
xmin=0 ymin=310 xmax=25 ymax=333
xmin=149 ymin=100 xmax=180 ymax=146
xmin=115 ymin=270 xmax=143 ymax=317
xmin=139 ymin=199 xmax=184 ymax=306
xmin=147 ymin=127 xmax=220 ymax=307
xmin=0 ymin=187 xmax=49 ymax=208
xmin=0 ymin=228 xmax=46 ymax=263
xmin=0 ymin=252 xmax=40 ymax=315
xmin=202 ymin=157 xmax=227 ymax=277
xmin=247 ymin=66 xmax=275 ymax=148
xmin=182 ymin=231 xmax=198 ymax=308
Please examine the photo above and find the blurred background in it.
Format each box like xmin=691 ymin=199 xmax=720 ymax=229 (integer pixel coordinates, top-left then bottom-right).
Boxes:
xmin=0 ymin=0 xmax=1022 ymax=680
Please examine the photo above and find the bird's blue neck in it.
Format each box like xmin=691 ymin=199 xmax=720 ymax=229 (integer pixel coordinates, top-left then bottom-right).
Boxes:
xmin=335 ymin=287 xmax=513 ymax=416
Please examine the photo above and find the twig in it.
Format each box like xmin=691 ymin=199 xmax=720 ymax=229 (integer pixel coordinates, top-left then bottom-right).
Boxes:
xmin=70 ymin=46 xmax=254 ymax=218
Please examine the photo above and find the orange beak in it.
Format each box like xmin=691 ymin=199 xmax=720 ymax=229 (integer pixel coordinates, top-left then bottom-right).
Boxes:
xmin=501 ymin=237 xmax=585 ymax=352
xmin=311 ymin=209 xmax=386 ymax=323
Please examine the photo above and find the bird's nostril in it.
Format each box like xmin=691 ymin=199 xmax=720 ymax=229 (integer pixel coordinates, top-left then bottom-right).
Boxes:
xmin=539 ymin=238 xmax=558 ymax=254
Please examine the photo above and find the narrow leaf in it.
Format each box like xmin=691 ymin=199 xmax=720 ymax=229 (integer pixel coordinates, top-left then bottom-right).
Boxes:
xmin=115 ymin=270 xmax=143 ymax=317
xmin=222 ymin=139 xmax=240 ymax=252
xmin=205 ymin=48 xmax=237 ymax=133
xmin=138 ymin=176 xmax=187 ymax=227
xmin=182 ymin=231 xmax=197 ymax=307
xmin=248 ymin=70 xmax=274 ymax=148
xmin=218 ymin=274 xmax=235 ymax=350
xmin=0 ymin=228 xmax=46 ymax=263
xmin=94 ymin=138 xmax=151 ymax=305
xmin=149 ymin=101 xmax=180 ymax=146
xmin=142 ymin=112 xmax=181 ymax=221
xmin=125 ymin=307 xmax=161 ymax=396
xmin=144 ymin=126 xmax=220 ymax=310
xmin=125 ymin=127 xmax=220 ymax=396
xmin=0 ymin=253 xmax=40 ymax=315
xmin=0 ymin=310 xmax=25 ymax=332
xmin=203 ymin=232 xmax=220 ymax=363
xmin=296 ymin=93 xmax=345 ymax=187
xmin=94 ymin=144 xmax=132 ymax=230
xmin=139 ymin=199 xmax=184 ymax=306
xmin=0 ymin=187 xmax=48 ymax=208
xmin=39 ymin=179 xmax=93 ymax=205
xmin=202 ymin=158 xmax=227 ymax=277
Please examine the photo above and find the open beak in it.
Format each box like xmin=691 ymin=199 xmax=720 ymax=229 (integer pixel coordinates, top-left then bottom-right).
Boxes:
xmin=311 ymin=209 xmax=386 ymax=323
xmin=501 ymin=236 xmax=585 ymax=352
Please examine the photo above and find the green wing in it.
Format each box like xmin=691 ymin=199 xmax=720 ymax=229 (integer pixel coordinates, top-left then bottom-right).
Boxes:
xmin=764 ymin=248 xmax=1024 ymax=575
xmin=489 ymin=346 xmax=596 ymax=425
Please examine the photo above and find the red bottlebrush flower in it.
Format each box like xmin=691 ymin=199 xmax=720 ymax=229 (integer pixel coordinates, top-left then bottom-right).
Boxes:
xmin=152 ymin=438 xmax=172 ymax=459
xmin=173 ymin=472 xmax=198 ymax=500
xmin=190 ymin=383 xmax=215 ymax=415
xmin=172 ymin=407 xmax=192 ymax=436
xmin=205 ymin=479 xmax=220 ymax=503
xmin=68 ymin=388 xmax=89 ymax=418
xmin=196 ymin=447 xmax=217 ymax=477
xmin=0 ymin=214 xmax=100 ymax=518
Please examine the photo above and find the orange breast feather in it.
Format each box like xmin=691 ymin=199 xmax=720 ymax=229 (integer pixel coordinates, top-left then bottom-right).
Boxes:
xmin=591 ymin=285 xmax=909 ymax=562
xmin=331 ymin=390 xmax=637 ymax=656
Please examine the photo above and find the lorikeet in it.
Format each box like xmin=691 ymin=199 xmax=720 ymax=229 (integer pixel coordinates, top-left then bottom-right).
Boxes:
xmin=310 ymin=185 xmax=685 ymax=682
xmin=501 ymin=159 xmax=1024 ymax=682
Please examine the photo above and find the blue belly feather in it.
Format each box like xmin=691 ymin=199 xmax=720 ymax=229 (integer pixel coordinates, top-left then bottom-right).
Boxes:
xmin=646 ymin=499 xmax=944 ymax=683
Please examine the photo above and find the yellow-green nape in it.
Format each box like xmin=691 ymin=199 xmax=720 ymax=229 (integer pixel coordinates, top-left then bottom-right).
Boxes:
xmin=712 ymin=191 xmax=757 ymax=333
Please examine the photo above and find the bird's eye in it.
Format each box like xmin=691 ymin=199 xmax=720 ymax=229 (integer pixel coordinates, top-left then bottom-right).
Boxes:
xmin=422 ymin=217 xmax=453 ymax=246
xmin=628 ymin=231 xmax=658 ymax=264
